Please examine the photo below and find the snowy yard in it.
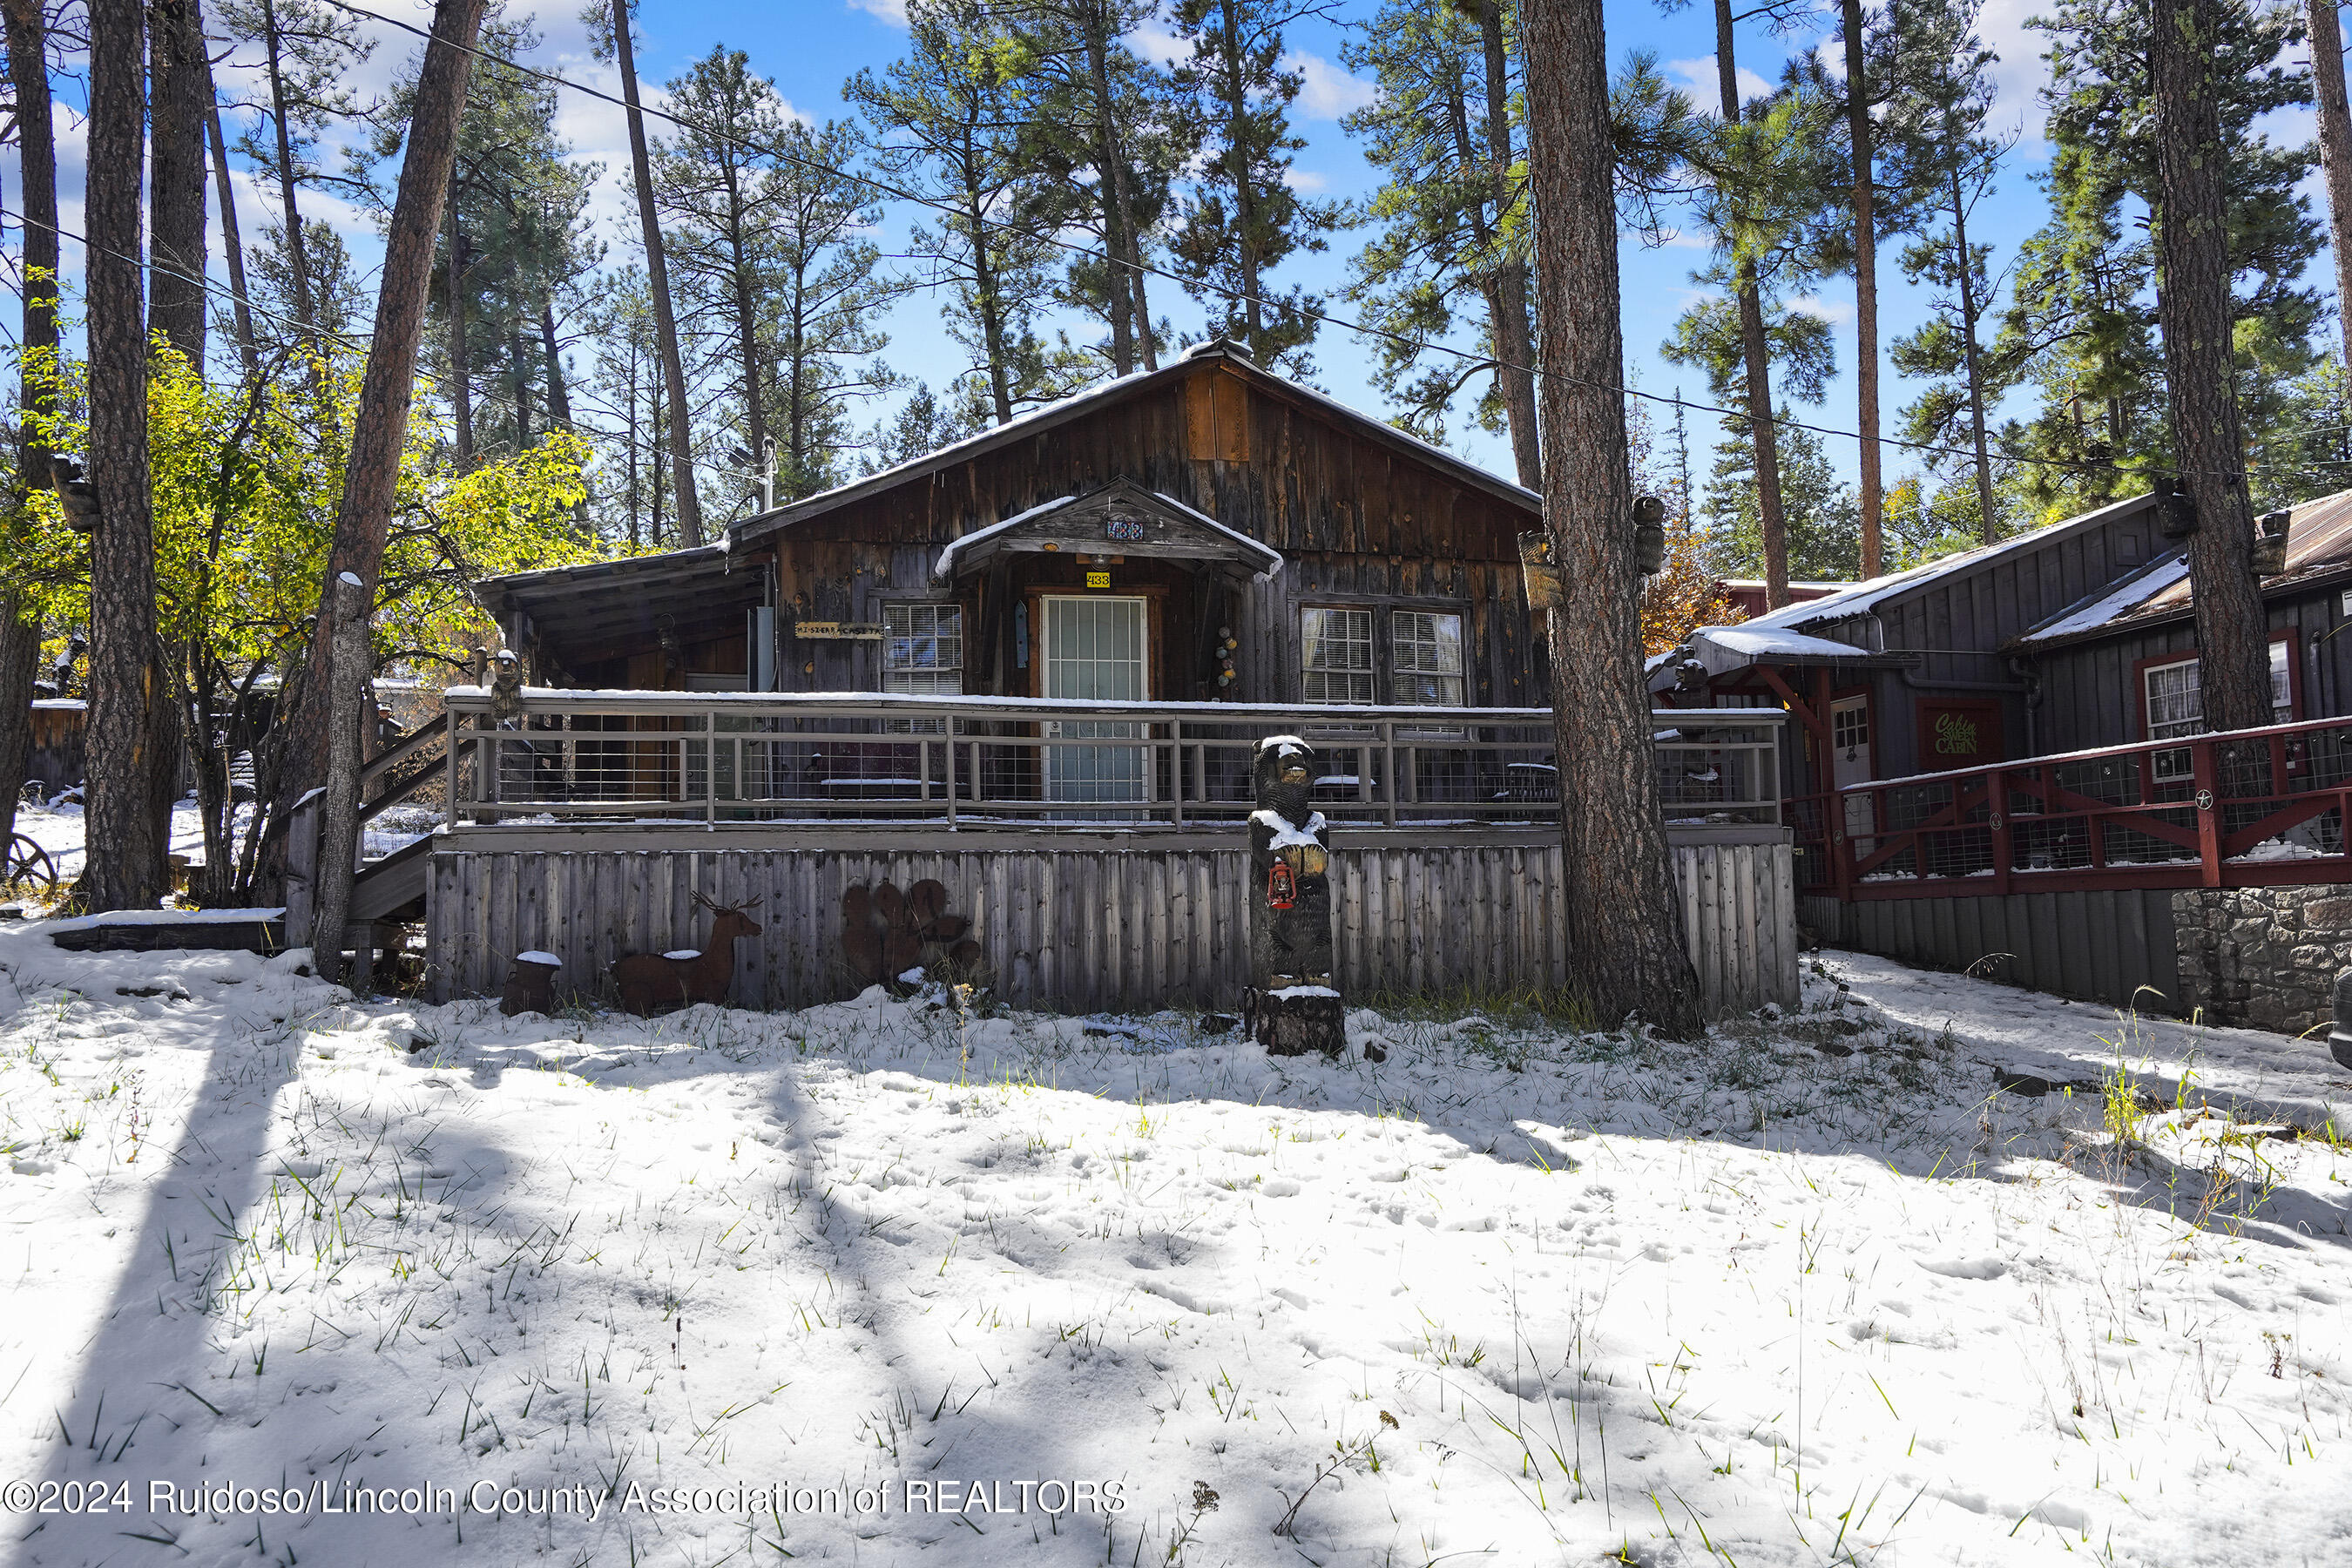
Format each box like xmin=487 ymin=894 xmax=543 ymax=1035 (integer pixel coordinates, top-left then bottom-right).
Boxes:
xmin=0 ymin=924 xmax=2348 ymax=1567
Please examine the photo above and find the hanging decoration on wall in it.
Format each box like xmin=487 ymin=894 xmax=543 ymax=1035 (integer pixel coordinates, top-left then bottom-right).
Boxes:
xmin=842 ymin=879 xmax=984 ymax=990
xmin=1212 ymin=625 xmax=1239 ymax=692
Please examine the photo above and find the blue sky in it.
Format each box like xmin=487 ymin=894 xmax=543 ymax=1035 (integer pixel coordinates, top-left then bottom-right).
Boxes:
xmin=17 ymin=0 xmax=2342 ymax=510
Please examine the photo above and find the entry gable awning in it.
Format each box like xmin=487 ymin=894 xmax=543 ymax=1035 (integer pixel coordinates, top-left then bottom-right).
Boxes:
xmin=930 ymin=479 xmax=1284 ymax=585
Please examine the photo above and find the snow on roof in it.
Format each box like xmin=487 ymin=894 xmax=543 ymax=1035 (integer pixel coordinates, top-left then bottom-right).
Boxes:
xmin=930 ymin=494 xmax=1077 ymax=579
xmin=931 ymin=488 xmax=1281 ymax=582
xmin=1149 ymin=491 xmax=1286 ymax=575
xmin=1737 ymin=492 xmax=2159 ymax=632
xmin=2013 ymin=555 xmax=2193 ymax=647
xmin=1696 ymin=626 xmax=1878 ymax=661
xmin=30 ymin=698 xmax=85 ymax=710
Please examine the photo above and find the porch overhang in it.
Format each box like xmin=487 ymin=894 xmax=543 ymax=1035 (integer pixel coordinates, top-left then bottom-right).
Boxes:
xmin=930 ymin=479 xmax=1283 ymax=585
xmin=1652 ymin=625 xmax=1914 ymax=694
xmin=477 ymin=545 xmax=764 ymax=675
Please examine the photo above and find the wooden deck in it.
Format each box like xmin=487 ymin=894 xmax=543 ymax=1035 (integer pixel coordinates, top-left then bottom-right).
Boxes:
xmin=399 ymin=693 xmax=1797 ymax=1017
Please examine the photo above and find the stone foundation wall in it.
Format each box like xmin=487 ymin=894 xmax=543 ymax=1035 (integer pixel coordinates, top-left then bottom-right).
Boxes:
xmin=2172 ymin=886 xmax=2352 ymax=1035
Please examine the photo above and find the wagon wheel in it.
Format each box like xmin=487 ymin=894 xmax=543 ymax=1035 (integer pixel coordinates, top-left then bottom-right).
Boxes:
xmin=4 ymin=833 xmax=58 ymax=896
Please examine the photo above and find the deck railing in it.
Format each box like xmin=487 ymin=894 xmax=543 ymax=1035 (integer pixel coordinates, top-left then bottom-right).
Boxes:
xmin=441 ymin=688 xmax=1784 ymax=832
xmin=1791 ymin=714 xmax=2352 ymax=897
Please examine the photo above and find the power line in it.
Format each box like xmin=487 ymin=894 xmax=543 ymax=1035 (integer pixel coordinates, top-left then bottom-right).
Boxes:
xmin=0 ymin=201 xmax=770 ymax=496
xmin=318 ymin=0 xmax=2213 ymax=489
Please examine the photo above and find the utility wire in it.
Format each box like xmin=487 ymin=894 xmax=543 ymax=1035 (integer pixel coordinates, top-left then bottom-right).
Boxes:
xmin=320 ymin=0 xmax=2278 ymax=489
xmin=0 ymin=201 xmax=771 ymax=495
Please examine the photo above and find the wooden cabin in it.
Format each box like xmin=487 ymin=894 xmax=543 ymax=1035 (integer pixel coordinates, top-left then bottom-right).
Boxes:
xmin=480 ymin=341 xmax=1551 ymax=716
xmin=389 ymin=345 xmax=1801 ymax=1017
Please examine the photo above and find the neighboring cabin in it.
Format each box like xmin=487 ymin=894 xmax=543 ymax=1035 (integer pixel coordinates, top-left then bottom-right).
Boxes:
xmin=479 ymin=341 xmax=1551 ymax=718
xmin=1658 ymin=488 xmax=2352 ymax=804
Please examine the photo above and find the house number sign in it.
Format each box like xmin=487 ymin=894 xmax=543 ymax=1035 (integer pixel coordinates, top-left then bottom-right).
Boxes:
xmin=794 ymin=621 xmax=887 ymax=640
xmin=1105 ymin=517 xmax=1149 ymax=541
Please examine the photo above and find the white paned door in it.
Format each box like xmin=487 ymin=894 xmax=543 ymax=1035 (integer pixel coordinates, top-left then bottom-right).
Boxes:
xmin=1043 ymin=596 xmax=1148 ymax=803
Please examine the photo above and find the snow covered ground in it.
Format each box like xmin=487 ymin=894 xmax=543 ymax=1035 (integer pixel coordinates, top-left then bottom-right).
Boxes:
xmin=10 ymin=799 xmax=435 ymax=886
xmin=0 ymin=926 xmax=2347 ymax=1567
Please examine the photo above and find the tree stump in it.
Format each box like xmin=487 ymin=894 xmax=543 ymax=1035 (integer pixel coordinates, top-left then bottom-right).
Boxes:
xmin=1246 ymin=735 xmax=1344 ymax=1057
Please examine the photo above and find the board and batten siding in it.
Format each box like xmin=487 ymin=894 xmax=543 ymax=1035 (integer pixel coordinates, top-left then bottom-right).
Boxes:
xmin=427 ymin=835 xmax=1796 ymax=1017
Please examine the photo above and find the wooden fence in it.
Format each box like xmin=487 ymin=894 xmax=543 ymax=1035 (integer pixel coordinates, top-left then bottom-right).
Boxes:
xmin=426 ymin=827 xmax=1797 ymax=1017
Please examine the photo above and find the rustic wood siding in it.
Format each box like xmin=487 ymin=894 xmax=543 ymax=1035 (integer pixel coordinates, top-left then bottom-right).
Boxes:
xmin=429 ymin=837 xmax=1795 ymax=1016
xmin=2028 ymin=584 xmax=2352 ymax=754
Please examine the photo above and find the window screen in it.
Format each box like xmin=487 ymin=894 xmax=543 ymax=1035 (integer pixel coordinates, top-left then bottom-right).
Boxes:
xmin=1301 ymin=607 xmax=1375 ymax=704
xmin=885 ymin=604 xmax=963 ymax=695
xmin=2143 ymin=642 xmax=2292 ymax=742
xmin=1391 ymin=612 xmax=1465 ymax=706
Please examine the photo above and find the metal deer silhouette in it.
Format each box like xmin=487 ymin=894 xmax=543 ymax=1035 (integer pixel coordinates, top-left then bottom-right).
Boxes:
xmin=612 ymin=892 xmax=764 ymax=1016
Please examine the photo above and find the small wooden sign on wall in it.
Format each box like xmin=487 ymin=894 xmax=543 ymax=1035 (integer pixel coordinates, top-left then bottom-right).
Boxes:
xmin=794 ymin=621 xmax=887 ymax=640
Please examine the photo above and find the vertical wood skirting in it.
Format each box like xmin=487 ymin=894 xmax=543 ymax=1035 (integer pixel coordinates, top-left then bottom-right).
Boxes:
xmin=427 ymin=839 xmax=1797 ymax=1016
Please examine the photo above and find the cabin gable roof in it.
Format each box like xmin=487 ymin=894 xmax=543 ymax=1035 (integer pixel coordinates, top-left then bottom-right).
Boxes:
xmin=728 ymin=343 xmax=1538 ymax=562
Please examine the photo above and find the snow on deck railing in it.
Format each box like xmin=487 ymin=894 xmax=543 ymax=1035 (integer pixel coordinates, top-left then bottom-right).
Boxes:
xmin=437 ymin=692 xmax=1783 ymax=832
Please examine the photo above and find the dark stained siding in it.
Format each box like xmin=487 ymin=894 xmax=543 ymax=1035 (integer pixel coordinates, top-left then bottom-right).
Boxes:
xmin=2028 ymin=582 xmax=2352 ymax=754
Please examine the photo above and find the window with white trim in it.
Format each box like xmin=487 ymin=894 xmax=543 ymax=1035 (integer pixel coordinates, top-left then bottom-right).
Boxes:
xmin=1391 ymin=612 xmax=1466 ymax=706
xmin=2142 ymin=643 xmax=2291 ymax=740
xmin=1301 ymin=607 xmax=1375 ymax=704
xmin=885 ymin=603 xmax=962 ymax=732
xmin=2144 ymin=642 xmax=2292 ymax=777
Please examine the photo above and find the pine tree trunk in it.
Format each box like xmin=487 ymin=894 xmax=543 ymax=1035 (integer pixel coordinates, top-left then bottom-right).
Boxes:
xmin=2154 ymin=0 xmax=2274 ymax=736
xmin=968 ymin=173 xmax=1015 ymax=424
xmin=284 ymin=0 xmax=490 ymax=882
xmin=261 ymin=0 xmax=316 ymax=340
xmin=1522 ymin=0 xmax=1704 ymax=1037
xmin=447 ymin=187 xmax=472 ymax=467
xmin=308 ymin=572 xmax=368 ymax=981
xmin=1843 ymin=0 xmax=1882 ymax=577
xmin=1713 ymin=0 xmax=1789 ymax=607
xmin=540 ymin=300 xmax=571 ymax=428
xmin=1953 ymin=169 xmax=1998 ymax=544
xmin=149 ymin=0 xmax=207 ymax=368
xmin=613 ymin=0 xmax=703 ymax=545
xmin=206 ymin=94 xmax=261 ymax=385
xmin=2308 ymin=0 xmax=2352 ymax=370
xmin=83 ymin=0 xmax=172 ymax=914
xmin=1082 ymin=7 xmax=1135 ymax=375
xmin=1216 ymin=0 xmax=1265 ymax=349
xmin=0 ymin=0 xmax=57 ymax=856
xmin=1475 ymin=0 xmax=1542 ymax=490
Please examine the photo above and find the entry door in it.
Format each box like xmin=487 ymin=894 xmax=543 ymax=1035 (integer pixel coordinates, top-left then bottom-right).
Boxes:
xmin=1830 ymin=693 xmax=1874 ymax=841
xmin=1042 ymin=597 xmax=1148 ymax=802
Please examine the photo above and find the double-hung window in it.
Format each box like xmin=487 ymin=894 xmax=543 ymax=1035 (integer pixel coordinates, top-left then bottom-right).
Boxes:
xmin=2143 ymin=641 xmax=2292 ymax=777
xmin=1299 ymin=605 xmax=1467 ymax=711
xmin=1391 ymin=612 xmax=1466 ymax=707
xmin=884 ymin=603 xmax=962 ymax=732
xmin=1300 ymin=607 xmax=1376 ymax=704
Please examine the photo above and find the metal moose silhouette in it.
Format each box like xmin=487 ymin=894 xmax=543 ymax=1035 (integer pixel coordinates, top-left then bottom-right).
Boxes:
xmin=611 ymin=892 xmax=764 ymax=1016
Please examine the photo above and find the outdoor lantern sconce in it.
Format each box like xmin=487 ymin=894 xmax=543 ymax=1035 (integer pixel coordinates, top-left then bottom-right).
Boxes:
xmin=1634 ymin=495 xmax=1668 ymax=575
xmin=2252 ymin=508 xmax=2292 ymax=576
xmin=2153 ymin=476 xmax=2198 ymax=540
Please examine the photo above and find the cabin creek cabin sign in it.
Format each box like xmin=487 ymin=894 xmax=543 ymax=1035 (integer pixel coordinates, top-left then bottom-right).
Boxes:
xmin=794 ymin=622 xmax=887 ymax=640
xmin=1915 ymin=698 xmax=2003 ymax=771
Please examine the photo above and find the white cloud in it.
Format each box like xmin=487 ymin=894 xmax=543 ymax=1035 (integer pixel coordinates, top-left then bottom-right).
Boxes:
xmin=1285 ymin=51 xmax=1377 ymax=120
xmin=1976 ymin=0 xmax=2055 ymax=152
xmin=1284 ymin=168 xmax=1328 ymax=193
xmin=1132 ymin=22 xmax=1189 ymax=67
xmin=1788 ymin=293 xmax=1854 ymax=325
xmin=1666 ymin=56 xmax=1774 ymax=114
xmin=847 ymin=0 xmax=909 ymax=25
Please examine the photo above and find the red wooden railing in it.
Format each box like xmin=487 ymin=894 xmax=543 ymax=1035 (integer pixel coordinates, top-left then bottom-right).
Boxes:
xmin=1791 ymin=715 xmax=2352 ymax=899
